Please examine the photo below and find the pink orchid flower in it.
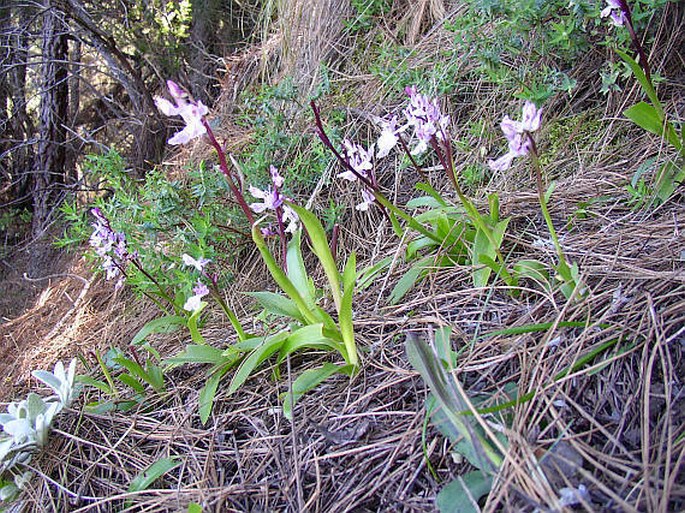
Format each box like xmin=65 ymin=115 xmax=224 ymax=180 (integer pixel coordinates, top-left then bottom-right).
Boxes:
xmin=154 ymin=80 xmax=208 ymax=145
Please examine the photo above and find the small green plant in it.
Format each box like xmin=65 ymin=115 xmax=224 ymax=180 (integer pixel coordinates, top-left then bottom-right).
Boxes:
xmin=0 ymin=208 xmax=31 ymax=232
xmin=346 ymin=0 xmax=393 ymax=34
xmin=79 ymin=346 xmax=166 ymax=413
xmin=441 ymin=0 xmax=666 ymax=102
xmin=237 ymin=78 xmax=332 ymax=190
xmin=57 ymin=151 xmax=245 ymax=303
xmin=601 ymin=1 xmax=684 ymax=206
xmin=0 ymin=361 xmax=77 ymax=505
xmin=406 ymin=329 xmax=504 ymax=513
xmin=489 ymin=101 xmax=583 ymax=300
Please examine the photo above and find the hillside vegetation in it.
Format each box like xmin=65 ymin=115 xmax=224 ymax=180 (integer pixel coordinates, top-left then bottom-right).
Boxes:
xmin=0 ymin=1 xmax=683 ymax=511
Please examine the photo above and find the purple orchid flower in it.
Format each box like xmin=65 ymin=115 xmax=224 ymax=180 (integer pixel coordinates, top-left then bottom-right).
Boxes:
xmin=154 ymin=80 xmax=209 ymax=145
xmin=183 ymin=280 xmax=209 ymax=312
xmin=488 ymin=101 xmax=543 ymax=171
xmin=403 ymin=86 xmax=450 ymax=155
xmin=249 ymin=166 xmax=299 ymax=233
xmin=601 ymin=0 xmax=627 ymax=26
xmin=89 ymin=207 xmax=136 ymax=288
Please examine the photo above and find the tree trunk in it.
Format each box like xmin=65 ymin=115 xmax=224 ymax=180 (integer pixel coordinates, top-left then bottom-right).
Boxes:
xmin=1 ymin=3 xmax=35 ymax=207
xmin=31 ymin=0 xmax=69 ymax=270
xmin=189 ymin=0 xmax=222 ymax=103
xmin=0 ymin=1 xmax=11 ymax=192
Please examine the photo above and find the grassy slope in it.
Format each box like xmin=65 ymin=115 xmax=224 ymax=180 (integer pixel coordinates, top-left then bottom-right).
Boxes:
xmin=3 ymin=1 xmax=684 ymax=511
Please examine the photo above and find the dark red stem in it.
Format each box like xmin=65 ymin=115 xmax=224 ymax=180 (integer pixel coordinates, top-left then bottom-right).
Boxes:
xmin=202 ymin=119 xmax=255 ymax=225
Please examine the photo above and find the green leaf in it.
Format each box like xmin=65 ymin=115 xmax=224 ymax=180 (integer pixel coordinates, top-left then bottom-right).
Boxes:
xmin=288 ymin=205 xmax=342 ymax=311
xmin=624 ymin=102 xmax=681 ymax=150
xmin=231 ymin=336 xmax=266 ymax=353
xmin=83 ymin=400 xmax=116 ymax=414
xmin=472 ymin=218 xmax=508 ymax=288
xmin=113 ymin=355 xmax=145 ymax=380
xmin=145 ymin=364 xmax=165 ymax=392
xmin=513 ymin=259 xmax=550 ymax=284
xmin=655 ymin=160 xmax=685 ymax=204
xmin=166 ymin=344 xmax=226 ymax=365
xmin=131 ymin=315 xmax=185 ymax=345
xmin=286 ymin=230 xmax=317 ymax=308
xmin=482 ymin=320 xmax=596 ymax=338
xmin=114 ymin=355 xmax=162 ymax=391
xmin=472 ymin=230 xmax=492 ymax=288
xmin=339 ymin=251 xmax=358 ymax=366
xmin=415 ymin=182 xmax=448 ymax=206
xmin=544 ymin=182 xmax=556 ymax=205
xmin=247 ymin=291 xmax=305 ymax=323
xmin=277 ymin=324 xmax=341 ymax=363
xmin=625 ymin=102 xmax=663 ymax=136
xmin=228 ymin=331 xmax=290 ymax=394
xmin=199 ymin=365 xmax=231 ymax=424
xmin=487 ymin=193 xmax=500 ymax=223
xmin=616 ymin=49 xmax=662 ymax=115
xmin=77 ymin=375 xmax=112 ymax=394
xmin=405 ymin=334 xmax=502 ymax=472
xmin=281 ymin=363 xmax=352 ymax=420
xmin=252 ymin=224 xmax=320 ymax=326
xmin=390 ymin=260 xmax=429 ymax=305
xmin=389 ymin=210 xmax=404 ymax=237
xmin=117 ymin=373 xmax=145 ymax=394
xmin=187 ymin=303 xmax=207 ymax=344
xmin=406 ymin=195 xmax=444 ymax=209
xmin=187 ymin=503 xmax=203 ymax=513
xmin=434 ymin=326 xmax=453 ymax=366
xmin=436 ymin=471 xmax=493 ymax=513
xmin=127 ymin=457 xmax=181 ymax=494
xmin=414 ymin=206 xmax=462 ymax=224
xmin=357 ymin=256 xmax=392 ymax=291
xmin=631 ymin=157 xmax=657 ymax=188
xmin=407 ymin=235 xmax=439 ymax=259
xmin=425 ymin=394 xmax=492 ymax=470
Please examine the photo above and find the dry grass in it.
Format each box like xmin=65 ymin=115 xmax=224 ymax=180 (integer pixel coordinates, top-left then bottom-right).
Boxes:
xmin=2 ymin=1 xmax=684 ymax=512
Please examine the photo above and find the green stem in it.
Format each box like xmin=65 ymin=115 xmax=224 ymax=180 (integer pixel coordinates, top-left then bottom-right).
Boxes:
xmin=252 ymin=223 xmax=321 ymax=326
xmin=430 ymin=136 xmax=513 ymax=285
xmin=209 ymin=286 xmax=247 ymax=341
xmin=527 ymin=134 xmax=571 ymax=275
xmin=371 ymin=191 xmax=443 ymax=244
xmin=131 ymin=260 xmax=180 ymax=315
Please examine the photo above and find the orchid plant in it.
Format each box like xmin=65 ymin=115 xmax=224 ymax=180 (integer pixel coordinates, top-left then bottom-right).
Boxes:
xmin=78 ymin=344 xmax=167 ymax=413
xmin=601 ymin=0 xmax=684 ymax=206
xmin=89 ymin=207 xmax=179 ymax=312
xmin=154 ymin=82 xmax=362 ymax=421
xmin=168 ymin=170 xmax=358 ymax=422
xmin=244 ymin=165 xmax=358 ymax=418
xmin=313 ymin=88 xmax=514 ymax=296
xmin=489 ymin=101 xmax=583 ymax=299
